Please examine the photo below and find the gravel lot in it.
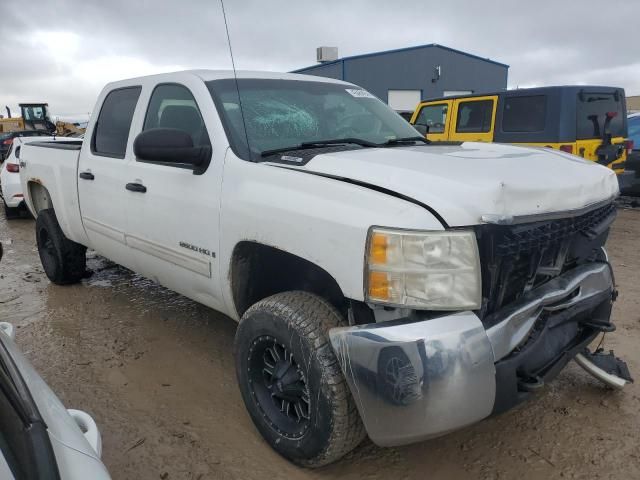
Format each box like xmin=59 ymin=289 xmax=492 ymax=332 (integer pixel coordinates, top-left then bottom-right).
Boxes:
xmin=1 ymin=207 xmax=639 ymax=480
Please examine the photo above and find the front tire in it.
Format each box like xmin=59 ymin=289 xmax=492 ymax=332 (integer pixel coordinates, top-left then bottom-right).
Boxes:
xmin=36 ymin=209 xmax=87 ymax=285
xmin=234 ymin=291 xmax=365 ymax=467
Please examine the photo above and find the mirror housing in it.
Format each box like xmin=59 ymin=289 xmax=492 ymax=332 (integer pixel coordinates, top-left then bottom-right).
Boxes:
xmin=133 ymin=128 xmax=211 ymax=174
xmin=413 ymin=124 xmax=429 ymax=137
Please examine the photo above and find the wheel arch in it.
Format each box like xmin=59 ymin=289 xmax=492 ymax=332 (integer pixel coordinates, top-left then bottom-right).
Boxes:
xmin=230 ymin=241 xmax=347 ymax=319
xmin=27 ymin=181 xmax=53 ymax=215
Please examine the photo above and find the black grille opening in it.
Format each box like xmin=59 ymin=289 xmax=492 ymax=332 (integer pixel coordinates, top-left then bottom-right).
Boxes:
xmin=475 ymin=202 xmax=616 ymax=319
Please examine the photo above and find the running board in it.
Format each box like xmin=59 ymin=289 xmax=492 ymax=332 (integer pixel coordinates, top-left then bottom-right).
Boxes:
xmin=574 ymin=349 xmax=634 ymax=389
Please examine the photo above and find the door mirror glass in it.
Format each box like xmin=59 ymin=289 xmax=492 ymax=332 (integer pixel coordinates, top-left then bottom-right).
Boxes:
xmin=133 ymin=128 xmax=211 ymax=173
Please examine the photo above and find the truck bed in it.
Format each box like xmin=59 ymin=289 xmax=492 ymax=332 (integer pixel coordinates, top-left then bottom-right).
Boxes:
xmin=20 ymin=140 xmax=88 ymax=246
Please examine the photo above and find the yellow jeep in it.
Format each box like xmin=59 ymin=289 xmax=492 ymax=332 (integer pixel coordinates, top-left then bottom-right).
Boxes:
xmin=410 ymin=86 xmax=633 ymax=177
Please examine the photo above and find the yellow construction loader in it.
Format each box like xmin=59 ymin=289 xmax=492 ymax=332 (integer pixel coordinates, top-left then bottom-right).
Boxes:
xmin=0 ymin=103 xmax=86 ymax=136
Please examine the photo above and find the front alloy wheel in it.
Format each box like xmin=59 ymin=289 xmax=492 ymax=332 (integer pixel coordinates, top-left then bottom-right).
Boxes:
xmin=234 ymin=291 xmax=366 ymax=467
xmin=248 ymin=336 xmax=311 ymax=438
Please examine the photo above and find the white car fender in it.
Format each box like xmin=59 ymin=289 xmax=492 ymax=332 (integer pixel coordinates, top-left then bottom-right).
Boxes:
xmin=218 ymin=151 xmax=445 ymax=317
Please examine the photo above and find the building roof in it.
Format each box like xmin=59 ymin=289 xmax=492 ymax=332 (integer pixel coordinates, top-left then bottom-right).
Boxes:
xmin=292 ymin=43 xmax=509 ymax=73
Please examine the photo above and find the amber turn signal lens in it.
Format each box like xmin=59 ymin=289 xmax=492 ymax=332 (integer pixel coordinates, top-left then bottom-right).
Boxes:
xmin=369 ymin=232 xmax=388 ymax=265
xmin=368 ymin=271 xmax=390 ymax=300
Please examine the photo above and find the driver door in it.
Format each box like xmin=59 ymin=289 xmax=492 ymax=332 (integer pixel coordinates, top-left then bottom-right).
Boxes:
xmin=123 ymin=82 xmax=225 ymax=310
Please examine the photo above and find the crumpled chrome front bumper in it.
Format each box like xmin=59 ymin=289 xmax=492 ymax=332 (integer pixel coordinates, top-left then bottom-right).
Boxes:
xmin=329 ymin=262 xmax=614 ymax=447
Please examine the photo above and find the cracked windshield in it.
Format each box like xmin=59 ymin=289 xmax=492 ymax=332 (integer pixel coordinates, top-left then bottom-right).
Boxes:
xmin=207 ymin=79 xmax=421 ymax=158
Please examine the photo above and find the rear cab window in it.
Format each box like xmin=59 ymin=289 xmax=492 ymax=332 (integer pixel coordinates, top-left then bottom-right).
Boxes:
xmin=576 ymin=90 xmax=626 ymax=140
xmin=92 ymin=87 xmax=142 ymax=158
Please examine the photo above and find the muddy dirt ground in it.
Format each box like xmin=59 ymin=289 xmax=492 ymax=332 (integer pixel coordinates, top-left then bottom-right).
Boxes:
xmin=1 ymin=208 xmax=639 ymax=480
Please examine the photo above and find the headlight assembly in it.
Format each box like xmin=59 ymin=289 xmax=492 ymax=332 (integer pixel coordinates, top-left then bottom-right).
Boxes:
xmin=365 ymin=227 xmax=481 ymax=310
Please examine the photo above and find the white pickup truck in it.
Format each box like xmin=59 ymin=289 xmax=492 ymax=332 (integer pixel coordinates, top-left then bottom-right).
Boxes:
xmin=19 ymin=70 xmax=629 ymax=467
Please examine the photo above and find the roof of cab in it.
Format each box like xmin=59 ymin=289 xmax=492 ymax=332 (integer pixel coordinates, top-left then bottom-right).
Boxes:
xmin=103 ymin=69 xmax=353 ymax=90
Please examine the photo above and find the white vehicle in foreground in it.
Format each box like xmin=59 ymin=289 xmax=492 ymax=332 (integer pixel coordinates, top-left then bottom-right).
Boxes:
xmin=0 ymin=136 xmax=61 ymax=219
xmin=0 ymin=245 xmax=110 ymax=479
xmin=18 ymin=70 xmax=632 ymax=467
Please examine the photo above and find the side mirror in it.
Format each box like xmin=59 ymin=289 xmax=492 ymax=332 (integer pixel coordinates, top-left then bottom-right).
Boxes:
xmin=413 ymin=124 xmax=429 ymax=137
xmin=133 ymin=128 xmax=211 ymax=174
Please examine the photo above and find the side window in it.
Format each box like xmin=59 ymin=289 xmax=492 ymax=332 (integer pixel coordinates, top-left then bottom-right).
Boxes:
xmin=143 ymin=84 xmax=210 ymax=149
xmin=93 ymin=87 xmax=141 ymax=158
xmin=455 ymin=100 xmax=493 ymax=133
xmin=502 ymin=95 xmax=547 ymax=132
xmin=414 ymin=104 xmax=448 ymax=133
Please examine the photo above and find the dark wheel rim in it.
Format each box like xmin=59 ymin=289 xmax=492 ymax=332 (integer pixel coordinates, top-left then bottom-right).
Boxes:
xmin=247 ymin=335 xmax=311 ymax=439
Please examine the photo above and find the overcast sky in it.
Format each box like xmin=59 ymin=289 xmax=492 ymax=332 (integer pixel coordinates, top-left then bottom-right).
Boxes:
xmin=0 ymin=0 xmax=638 ymax=119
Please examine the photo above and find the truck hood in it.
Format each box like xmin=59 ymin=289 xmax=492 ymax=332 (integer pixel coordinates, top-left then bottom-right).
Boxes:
xmin=296 ymin=142 xmax=619 ymax=226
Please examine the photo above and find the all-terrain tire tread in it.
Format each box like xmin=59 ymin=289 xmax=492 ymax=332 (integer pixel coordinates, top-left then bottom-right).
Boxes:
xmin=242 ymin=291 xmax=366 ymax=467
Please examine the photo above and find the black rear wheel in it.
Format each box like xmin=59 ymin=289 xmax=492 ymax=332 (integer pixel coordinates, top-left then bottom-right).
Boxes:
xmin=36 ymin=209 xmax=87 ymax=285
xmin=235 ymin=291 xmax=366 ymax=467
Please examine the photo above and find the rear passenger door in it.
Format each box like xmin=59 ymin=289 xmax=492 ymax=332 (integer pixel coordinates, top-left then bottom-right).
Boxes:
xmin=411 ymin=101 xmax=452 ymax=141
xmin=449 ymin=96 xmax=498 ymax=143
xmin=78 ymin=86 xmax=141 ymax=269
xmin=123 ymin=82 xmax=225 ymax=310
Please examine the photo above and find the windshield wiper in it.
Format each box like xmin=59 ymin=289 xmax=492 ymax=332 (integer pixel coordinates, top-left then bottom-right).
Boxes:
xmin=260 ymin=138 xmax=379 ymax=157
xmin=259 ymin=136 xmax=429 ymax=158
xmin=383 ymin=136 xmax=430 ymax=146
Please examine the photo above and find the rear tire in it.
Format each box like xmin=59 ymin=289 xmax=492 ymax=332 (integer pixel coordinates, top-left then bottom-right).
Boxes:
xmin=234 ymin=291 xmax=366 ymax=467
xmin=36 ymin=208 xmax=87 ymax=285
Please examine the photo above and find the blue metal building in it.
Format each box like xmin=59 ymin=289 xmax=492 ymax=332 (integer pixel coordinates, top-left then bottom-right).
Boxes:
xmin=292 ymin=44 xmax=509 ymax=113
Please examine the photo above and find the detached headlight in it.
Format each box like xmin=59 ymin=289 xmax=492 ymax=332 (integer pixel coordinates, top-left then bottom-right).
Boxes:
xmin=365 ymin=227 xmax=481 ymax=310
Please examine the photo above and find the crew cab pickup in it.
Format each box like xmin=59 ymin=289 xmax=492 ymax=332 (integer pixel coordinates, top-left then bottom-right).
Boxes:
xmin=19 ymin=70 xmax=627 ymax=467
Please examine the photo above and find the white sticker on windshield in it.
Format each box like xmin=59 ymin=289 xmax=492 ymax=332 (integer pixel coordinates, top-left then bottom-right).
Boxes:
xmin=345 ymin=88 xmax=375 ymax=99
